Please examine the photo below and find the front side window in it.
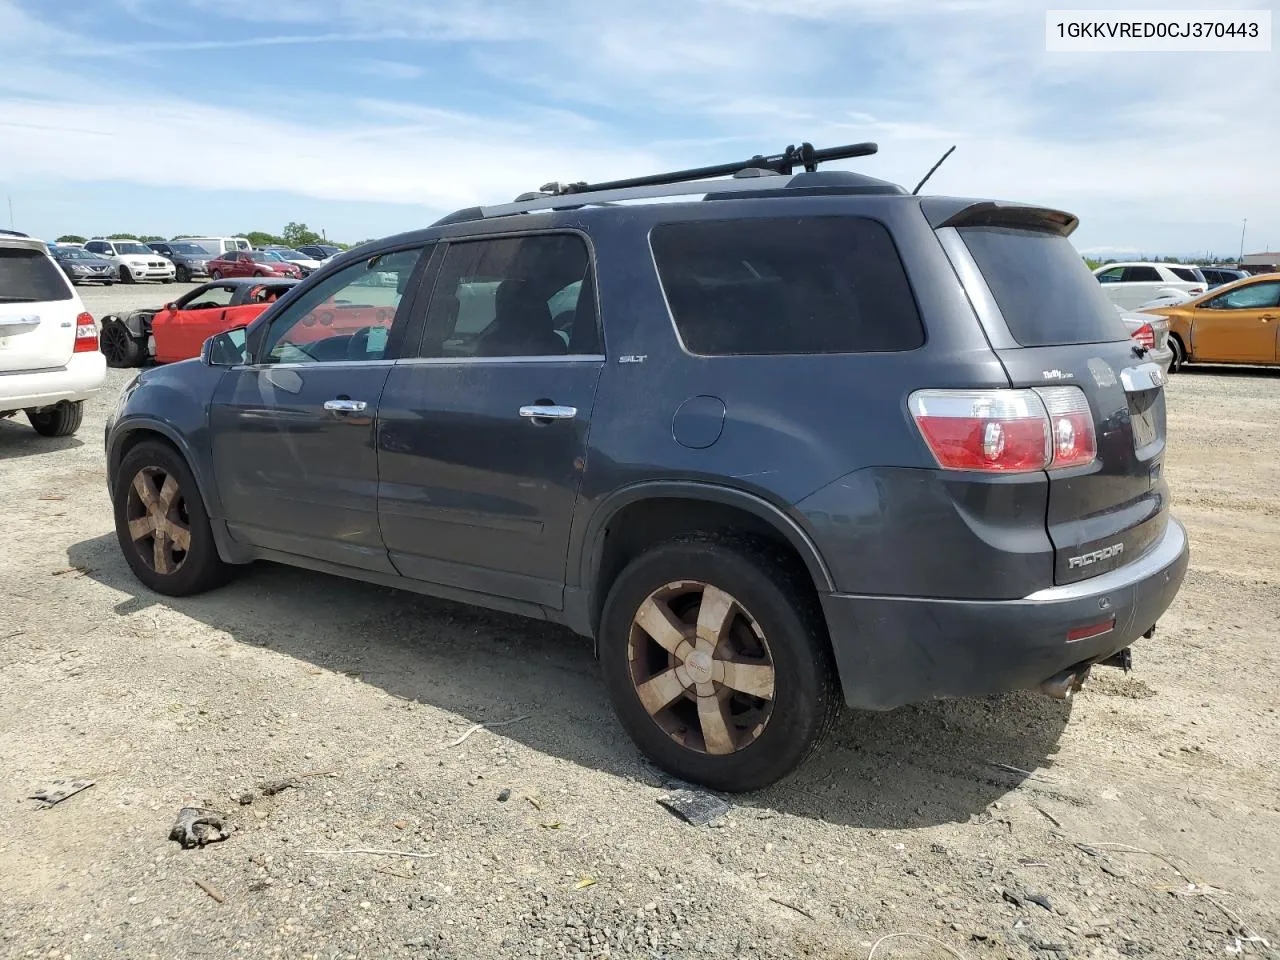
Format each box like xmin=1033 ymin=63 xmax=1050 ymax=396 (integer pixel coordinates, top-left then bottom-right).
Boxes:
xmin=653 ymin=217 xmax=923 ymax=355
xmin=1096 ymin=266 xmax=1124 ymax=283
xmin=181 ymin=285 xmax=236 ymax=310
xmin=258 ymin=248 xmax=426 ymax=364
xmin=1206 ymin=281 xmax=1280 ymax=310
xmin=419 ymin=234 xmax=598 ymax=358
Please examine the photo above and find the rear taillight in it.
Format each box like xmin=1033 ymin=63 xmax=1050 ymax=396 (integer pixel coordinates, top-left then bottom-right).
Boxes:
xmin=909 ymin=387 xmax=1097 ymax=474
xmin=73 ymin=312 xmax=99 ymax=353
xmin=1130 ymin=322 xmax=1156 ymax=350
xmin=1038 ymin=385 xmax=1097 ymax=468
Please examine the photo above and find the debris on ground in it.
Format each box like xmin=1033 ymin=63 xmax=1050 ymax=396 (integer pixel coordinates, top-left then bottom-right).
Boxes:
xmin=193 ymin=879 xmax=225 ymax=903
xmin=29 ymin=778 xmax=95 ymax=808
xmin=168 ymin=808 xmax=231 ymax=849
xmin=497 ymin=788 xmax=511 ymax=802
xmin=656 ymin=788 xmax=731 ymax=826
xmin=1023 ymin=890 xmax=1053 ymax=912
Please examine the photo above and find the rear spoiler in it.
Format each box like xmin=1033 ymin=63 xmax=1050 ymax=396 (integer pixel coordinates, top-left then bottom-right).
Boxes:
xmin=921 ymin=198 xmax=1079 ymax=237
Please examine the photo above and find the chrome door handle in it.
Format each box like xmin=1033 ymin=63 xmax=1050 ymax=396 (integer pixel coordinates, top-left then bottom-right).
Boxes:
xmin=323 ymin=399 xmax=368 ymax=413
xmin=519 ymin=404 xmax=577 ymax=420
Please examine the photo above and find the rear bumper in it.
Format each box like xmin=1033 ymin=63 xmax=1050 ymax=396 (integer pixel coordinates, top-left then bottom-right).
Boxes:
xmin=821 ymin=517 xmax=1189 ymax=710
xmin=0 ymin=352 xmax=107 ymax=409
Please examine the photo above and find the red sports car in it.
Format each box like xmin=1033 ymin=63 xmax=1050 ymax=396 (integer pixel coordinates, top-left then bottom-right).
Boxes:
xmin=100 ymin=277 xmax=400 ymax=367
xmin=207 ymin=250 xmax=303 ymax=280
xmin=100 ymin=278 xmax=298 ymax=366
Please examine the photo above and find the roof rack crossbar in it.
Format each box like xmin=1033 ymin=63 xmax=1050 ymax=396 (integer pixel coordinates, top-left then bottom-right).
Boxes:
xmin=481 ymin=174 xmax=804 ymax=219
xmin=544 ymin=140 xmax=878 ymax=196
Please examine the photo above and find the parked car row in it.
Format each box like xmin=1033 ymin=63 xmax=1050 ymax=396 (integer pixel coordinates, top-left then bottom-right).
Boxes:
xmin=41 ymin=235 xmax=346 ymax=285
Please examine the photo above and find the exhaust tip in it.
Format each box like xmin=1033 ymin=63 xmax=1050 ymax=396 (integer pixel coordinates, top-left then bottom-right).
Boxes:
xmin=1039 ymin=665 xmax=1091 ymax=700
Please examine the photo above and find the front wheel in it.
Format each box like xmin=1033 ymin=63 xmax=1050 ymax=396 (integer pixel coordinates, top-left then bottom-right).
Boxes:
xmin=118 ymin=266 xmax=134 ymax=284
xmin=101 ymin=320 xmax=144 ymax=367
xmin=113 ymin=440 xmax=230 ymax=596
xmin=210 ymin=270 xmax=222 ymax=280
xmin=175 ymin=265 xmax=190 ymax=283
xmin=1169 ymin=335 xmax=1187 ymax=373
xmin=599 ymin=535 xmax=839 ymax=792
xmin=26 ymin=401 xmax=83 ymax=437
xmin=253 ymin=270 xmax=265 ymax=277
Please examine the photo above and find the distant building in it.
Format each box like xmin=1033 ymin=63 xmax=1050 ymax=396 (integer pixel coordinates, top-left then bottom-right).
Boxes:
xmin=1242 ymin=252 xmax=1280 ymax=274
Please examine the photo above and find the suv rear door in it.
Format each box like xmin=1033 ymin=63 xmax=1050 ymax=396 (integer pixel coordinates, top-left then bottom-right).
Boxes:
xmin=0 ymin=238 xmax=78 ymax=374
xmin=937 ymin=207 xmax=1169 ymax=586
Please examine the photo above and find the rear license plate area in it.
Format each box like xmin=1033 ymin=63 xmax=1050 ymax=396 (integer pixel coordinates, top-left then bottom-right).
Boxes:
xmin=1128 ymin=389 xmax=1158 ymax=451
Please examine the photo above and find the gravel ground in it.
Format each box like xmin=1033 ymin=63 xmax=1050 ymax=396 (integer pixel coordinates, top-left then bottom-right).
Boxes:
xmin=1 ymin=287 xmax=1278 ymax=959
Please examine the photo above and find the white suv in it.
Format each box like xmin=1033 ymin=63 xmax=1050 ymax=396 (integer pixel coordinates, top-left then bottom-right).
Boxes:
xmin=0 ymin=232 xmax=106 ymax=437
xmin=84 ymin=238 xmax=176 ymax=284
xmin=1093 ymin=261 xmax=1206 ymax=310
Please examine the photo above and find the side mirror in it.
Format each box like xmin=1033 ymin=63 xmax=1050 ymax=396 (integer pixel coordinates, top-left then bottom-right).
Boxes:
xmin=201 ymin=326 xmax=249 ymax=367
xmin=163 ymin=302 xmax=177 ymax=311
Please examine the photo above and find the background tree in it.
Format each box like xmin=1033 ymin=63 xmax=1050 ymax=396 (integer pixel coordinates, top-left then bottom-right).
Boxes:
xmin=281 ymin=221 xmax=324 ymax=247
xmin=55 ymin=234 xmax=86 ymax=243
xmin=106 ymin=232 xmax=139 ymax=240
xmin=240 ymin=230 xmax=285 ymax=248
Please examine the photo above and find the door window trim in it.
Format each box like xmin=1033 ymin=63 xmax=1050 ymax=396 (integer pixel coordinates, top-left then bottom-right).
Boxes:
xmin=410 ymin=228 xmax=604 ymax=361
xmin=243 ymin=241 xmax=437 ymax=367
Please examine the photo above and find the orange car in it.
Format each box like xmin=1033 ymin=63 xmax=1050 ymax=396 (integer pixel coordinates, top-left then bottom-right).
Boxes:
xmin=1141 ymin=272 xmax=1280 ymax=370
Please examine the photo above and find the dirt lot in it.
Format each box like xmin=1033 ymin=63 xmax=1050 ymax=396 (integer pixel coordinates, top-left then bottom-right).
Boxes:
xmin=1 ymin=285 xmax=1277 ymax=959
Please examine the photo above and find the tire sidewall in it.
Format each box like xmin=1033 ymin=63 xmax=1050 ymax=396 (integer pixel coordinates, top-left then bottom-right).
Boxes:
xmin=599 ymin=539 xmax=835 ymax=792
xmin=113 ymin=442 xmax=222 ymax=596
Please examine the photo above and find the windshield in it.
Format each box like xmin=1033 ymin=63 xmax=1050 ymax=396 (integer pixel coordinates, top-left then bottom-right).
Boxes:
xmin=270 ymin=249 xmax=307 ymax=261
xmin=249 ymin=252 xmax=276 ymax=263
xmin=169 ymin=242 xmax=209 ymax=256
xmin=114 ymin=242 xmax=152 ymax=255
xmin=55 ymin=248 xmax=95 ymax=260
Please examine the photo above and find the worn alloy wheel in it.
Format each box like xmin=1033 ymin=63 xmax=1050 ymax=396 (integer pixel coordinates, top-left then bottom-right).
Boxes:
xmin=628 ymin=580 xmax=776 ymax=756
xmin=113 ymin=441 xmax=230 ymax=596
xmin=600 ymin=536 xmax=839 ymax=791
xmin=124 ymin=466 xmax=193 ymax=576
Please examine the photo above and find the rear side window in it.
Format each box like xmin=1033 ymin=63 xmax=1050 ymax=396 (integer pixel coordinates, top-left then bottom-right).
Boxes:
xmin=0 ymin=248 xmax=72 ymax=302
xmin=1122 ymin=265 xmax=1161 ymax=282
xmin=651 ymin=217 xmax=924 ymax=356
xmin=959 ymin=227 xmax=1128 ymax=347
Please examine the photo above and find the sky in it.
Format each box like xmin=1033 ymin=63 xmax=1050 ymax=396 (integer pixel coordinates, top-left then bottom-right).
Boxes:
xmin=0 ymin=0 xmax=1275 ymax=258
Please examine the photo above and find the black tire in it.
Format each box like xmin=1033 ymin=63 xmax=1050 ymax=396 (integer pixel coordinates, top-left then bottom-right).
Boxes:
xmin=162 ymin=277 xmax=174 ymax=285
xmin=210 ymin=270 xmax=222 ymax=280
xmin=253 ymin=270 xmax=265 ymax=277
xmin=118 ymin=265 xmax=133 ymax=284
xmin=26 ymin=401 xmax=83 ymax=437
xmin=103 ymin=280 xmax=114 ymax=286
xmin=599 ymin=534 xmax=839 ymax=792
xmin=1169 ymin=335 xmax=1187 ymax=372
xmin=175 ymin=265 xmax=189 ymax=283
xmin=113 ymin=440 xmax=230 ymax=596
xmin=101 ymin=320 xmax=144 ymax=367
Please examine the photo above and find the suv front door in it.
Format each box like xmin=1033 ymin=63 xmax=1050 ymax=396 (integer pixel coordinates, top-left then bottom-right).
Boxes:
xmin=208 ymin=248 xmax=431 ymax=571
xmin=1191 ymin=280 xmax=1280 ymax=362
xmin=376 ymin=233 xmax=604 ymax=608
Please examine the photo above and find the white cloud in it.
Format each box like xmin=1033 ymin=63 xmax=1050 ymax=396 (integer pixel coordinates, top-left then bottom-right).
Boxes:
xmin=2 ymin=0 xmax=1276 ymax=253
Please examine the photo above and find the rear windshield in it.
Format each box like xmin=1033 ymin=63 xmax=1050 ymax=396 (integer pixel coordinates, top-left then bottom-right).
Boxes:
xmin=959 ymin=227 xmax=1128 ymax=347
xmin=0 ymin=248 xmax=72 ymax=303
xmin=650 ymin=217 xmax=924 ymax=356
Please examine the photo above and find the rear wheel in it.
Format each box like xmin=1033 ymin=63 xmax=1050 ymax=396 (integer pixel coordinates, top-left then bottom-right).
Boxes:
xmin=599 ymin=535 xmax=838 ymax=792
xmin=210 ymin=270 xmax=222 ymax=280
xmin=101 ymin=320 xmax=144 ymax=367
xmin=175 ymin=265 xmax=190 ymax=283
xmin=253 ymin=270 xmax=265 ymax=277
xmin=113 ymin=441 xmax=230 ymax=596
xmin=26 ymin=401 xmax=83 ymax=437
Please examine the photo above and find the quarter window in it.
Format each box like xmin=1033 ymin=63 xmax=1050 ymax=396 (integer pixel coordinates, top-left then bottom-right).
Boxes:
xmin=651 ymin=217 xmax=924 ymax=355
xmin=257 ymin=248 xmax=426 ymax=364
xmin=418 ymin=234 xmax=599 ymax=358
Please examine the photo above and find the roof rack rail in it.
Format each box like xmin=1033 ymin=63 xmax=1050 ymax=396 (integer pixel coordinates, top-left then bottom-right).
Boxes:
xmin=539 ymin=140 xmax=878 ymax=197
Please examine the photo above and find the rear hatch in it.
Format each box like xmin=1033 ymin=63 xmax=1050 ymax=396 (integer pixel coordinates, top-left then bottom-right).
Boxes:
xmin=0 ymin=239 xmax=78 ymax=373
xmin=947 ymin=211 xmax=1169 ymax=585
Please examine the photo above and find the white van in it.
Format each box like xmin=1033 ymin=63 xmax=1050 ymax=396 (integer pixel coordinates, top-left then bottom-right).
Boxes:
xmin=0 ymin=231 xmax=106 ymax=437
xmin=179 ymin=237 xmax=252 ymax=257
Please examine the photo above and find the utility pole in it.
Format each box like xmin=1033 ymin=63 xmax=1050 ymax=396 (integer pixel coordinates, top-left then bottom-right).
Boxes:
xmin=7 ymin=195 xmax=12 ymax=229
xmin=1239 ymin=218 xmax=1247 ymax=264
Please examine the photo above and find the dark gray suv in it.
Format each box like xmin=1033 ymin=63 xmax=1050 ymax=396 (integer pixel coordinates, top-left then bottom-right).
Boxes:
xmin=104 ymin=144 xmax=1188 ymax=791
